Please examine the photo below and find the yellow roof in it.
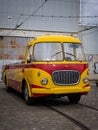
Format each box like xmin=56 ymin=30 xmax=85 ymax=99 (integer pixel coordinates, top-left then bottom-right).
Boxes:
xmin=28 ymin=35 xmax=81 ymax=46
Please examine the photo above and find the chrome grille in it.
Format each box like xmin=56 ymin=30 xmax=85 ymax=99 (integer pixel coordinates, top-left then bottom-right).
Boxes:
xmin=52 ymin=70 xmax=80 ymax=85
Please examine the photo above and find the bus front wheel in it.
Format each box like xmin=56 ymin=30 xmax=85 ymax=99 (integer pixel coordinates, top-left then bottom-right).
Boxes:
xmin=67 ymin=94 xmax=81 ymax=104
xmin=24 ymin=83 xmax=34 ymax=105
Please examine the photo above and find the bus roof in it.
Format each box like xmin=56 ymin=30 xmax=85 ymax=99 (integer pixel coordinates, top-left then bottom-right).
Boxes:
xmin=28 ymin=35 xmax=81 ymax=46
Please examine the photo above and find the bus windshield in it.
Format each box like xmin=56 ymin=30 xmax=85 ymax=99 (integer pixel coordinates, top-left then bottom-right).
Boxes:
xmin=33 ymin=42 xmax=86 ymax=62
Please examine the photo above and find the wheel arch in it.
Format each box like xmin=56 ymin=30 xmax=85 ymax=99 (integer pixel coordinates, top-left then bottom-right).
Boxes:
xmin=22 ymin=78 xmax=32 ymax=97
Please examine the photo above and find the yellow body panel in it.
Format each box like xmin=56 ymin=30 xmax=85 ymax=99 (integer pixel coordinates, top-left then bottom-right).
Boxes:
xmin=28 ymin=35 xmax=81 ymax=46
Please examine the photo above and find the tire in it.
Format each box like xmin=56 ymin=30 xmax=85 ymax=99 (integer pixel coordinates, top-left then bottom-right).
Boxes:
xmin=24 ymin=83 xmax=34 ymax=105
xmin=5 ymin=76 xmax=12 ymax=92
xmin=67 ymin=94 xmax=81 ymax=104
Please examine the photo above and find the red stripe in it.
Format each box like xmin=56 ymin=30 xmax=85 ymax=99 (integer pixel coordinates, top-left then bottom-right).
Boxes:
xmin=30 ymin=84 xmax=45 ymax=89
xmin=32 ymin=94 xmax=50 ymax=97
xmin=83 ymin=84 xmax=89 ymax=88
xmin=36 ymin=64 xmax=88 ymax=74
xmin=30 ymin=84 xmax=50 ymax=97
xmin=4 ymin=64 xmax=36 ymax=70
xmin=4 ymin=63 xmax=88 ymax=74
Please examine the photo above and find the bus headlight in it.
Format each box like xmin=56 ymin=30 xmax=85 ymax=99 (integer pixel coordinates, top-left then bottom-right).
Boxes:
xmin=41 ymin=78 xmax=48 ymax=85
xmin=83 ymin=77 xmax=89 ymax=83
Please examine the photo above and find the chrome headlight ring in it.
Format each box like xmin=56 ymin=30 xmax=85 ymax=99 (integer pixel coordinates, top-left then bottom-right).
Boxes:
xmin=83 ymin=77 xmax=89 ymax=83
xmin=41 ymin=78 xmax=48 ymax=85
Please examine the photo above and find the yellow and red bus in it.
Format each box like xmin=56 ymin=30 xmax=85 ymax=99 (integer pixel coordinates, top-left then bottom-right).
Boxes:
xmin=2 ymin=35 xmax=90 ymax=104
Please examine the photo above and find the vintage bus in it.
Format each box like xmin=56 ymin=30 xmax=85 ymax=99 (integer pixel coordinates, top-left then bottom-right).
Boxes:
xmin=2 ymin=35 xmax=90 ymax=104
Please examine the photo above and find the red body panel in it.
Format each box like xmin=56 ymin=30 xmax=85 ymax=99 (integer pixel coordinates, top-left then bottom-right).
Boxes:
xmin=4 ymin=63 xmax=87 ymax=74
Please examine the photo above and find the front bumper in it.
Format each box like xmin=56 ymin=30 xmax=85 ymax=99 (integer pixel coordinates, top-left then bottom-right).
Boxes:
xmin=31 ymin=85 xmax=90 ymax=95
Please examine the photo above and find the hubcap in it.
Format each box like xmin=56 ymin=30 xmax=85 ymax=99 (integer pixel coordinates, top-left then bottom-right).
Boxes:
xmin=24 ymin=86 xmax=28 ymax=101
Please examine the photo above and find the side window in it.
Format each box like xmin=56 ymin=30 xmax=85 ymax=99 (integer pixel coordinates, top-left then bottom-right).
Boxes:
xmin=27 ymin=46 xmax=33 ymax=63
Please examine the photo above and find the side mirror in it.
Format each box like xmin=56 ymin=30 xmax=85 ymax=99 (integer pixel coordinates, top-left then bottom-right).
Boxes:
xmin=88 ymin=55 xmax=93 ymax=61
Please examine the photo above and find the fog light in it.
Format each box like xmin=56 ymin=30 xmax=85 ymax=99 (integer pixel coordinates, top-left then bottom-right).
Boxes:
xmin=41 ymin=78 xmax=48 ymax=85
xmin=83 ymin=77 xmax=89 ymax=83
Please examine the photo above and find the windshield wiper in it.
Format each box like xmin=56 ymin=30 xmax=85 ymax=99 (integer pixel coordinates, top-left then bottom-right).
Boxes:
xmin=65 ymin=52 xmax=75 ymax=57
xmin=51 ymin=51 xmax=62 ymax=57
